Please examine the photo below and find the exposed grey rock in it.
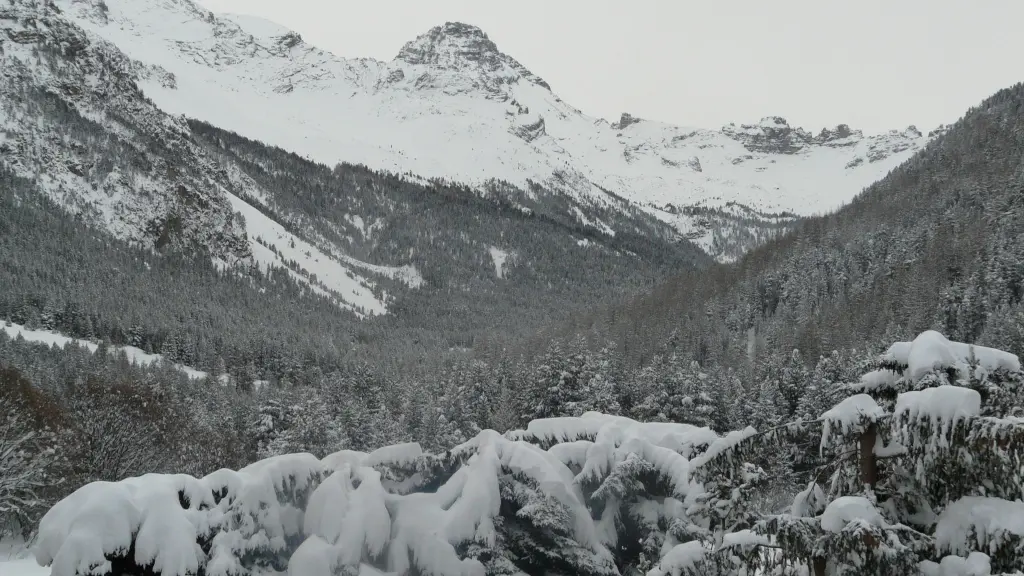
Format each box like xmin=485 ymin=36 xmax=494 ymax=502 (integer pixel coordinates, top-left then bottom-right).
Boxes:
xmin=722 ymin=116 xmax=813 ymax=154
xmin=612 ymin=113 xmax=641 ymax=130
xmin=816 ymin=123 xmax=862 ymax=146
xmin=393 ymin=21 xmax=551 ymax=96
xmin=276 ymin=31 xmax=302 ymax=49
xmin=512 ymin=116 xmax=546 ymax=142
xmin=723 ymin=116 xmax=924 ymax=167
xmin=0 ymin=0 xmax=251 ymax=260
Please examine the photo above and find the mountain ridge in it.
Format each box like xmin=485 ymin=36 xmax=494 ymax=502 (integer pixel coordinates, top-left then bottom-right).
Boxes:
xmin=50 ymin=0 xmax=933 ymax=261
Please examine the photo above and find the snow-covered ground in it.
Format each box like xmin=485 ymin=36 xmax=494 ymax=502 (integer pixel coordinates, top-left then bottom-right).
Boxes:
xmin=226 ymin=192 xmax=389 ymax=316
xmin=0 ymin=557 xmax=48 ymax=576
xmin=0 ymin=541 xmax=47 ymax=576
xmin=487 ymin=246 xmax=511 ymax=279
xmin=54 ymin=0 xmax=933 ymax=248
xmin=2 ymin=321 xmax=208 ymax=380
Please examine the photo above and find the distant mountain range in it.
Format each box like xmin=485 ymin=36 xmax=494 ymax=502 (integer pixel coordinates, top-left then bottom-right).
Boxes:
xmin=8 ymin=0 xmax=936 ymax=264
xmin=0 ymin=0 xmax=952 ymax=371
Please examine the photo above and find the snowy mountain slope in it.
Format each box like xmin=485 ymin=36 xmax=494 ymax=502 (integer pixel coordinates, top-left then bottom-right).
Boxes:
xmin=0 ymin=0 xmax=413 ymax=315
xmin=186 ymin=120 xmax=706 ymax=343
xmin=2 ymin=320 xmax=207 ymax=379
xmin=223 ymin=192 xmax=389 ymax=316
xmin=53 ymin=0 xmax=934 ymax=259
xmin=0 ymin=0 xmax=249 ymax=261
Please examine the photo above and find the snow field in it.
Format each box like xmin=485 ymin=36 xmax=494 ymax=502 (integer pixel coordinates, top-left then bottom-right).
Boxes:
xmin=2 ymin=321 xmax=207 ymax=380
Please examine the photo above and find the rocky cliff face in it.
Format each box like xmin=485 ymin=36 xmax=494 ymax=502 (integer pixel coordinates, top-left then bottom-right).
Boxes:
xmin=0 ymin=0 xmax=250 ymax=261
xmin=722 ymin=116 xmax=924 ymax=164
xmin=391 ymin=21 xmax=551 ymax=97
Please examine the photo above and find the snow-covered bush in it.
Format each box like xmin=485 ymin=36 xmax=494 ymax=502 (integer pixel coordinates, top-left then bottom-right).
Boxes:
xmin=36 ymin=453 xmax=324 ymax=576
xmin=33 ymin=412 xmax=756 ymax=576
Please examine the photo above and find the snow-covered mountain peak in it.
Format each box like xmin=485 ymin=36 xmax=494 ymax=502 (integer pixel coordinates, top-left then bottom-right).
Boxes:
xmin=386 ymin=21 xmax=550 ymax=98
xmin=396 ymin=22 xmax=498 ymax=66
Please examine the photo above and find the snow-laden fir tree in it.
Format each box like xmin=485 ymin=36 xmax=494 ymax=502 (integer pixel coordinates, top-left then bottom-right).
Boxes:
xmin=701 ymin=330 xmax=1024 ymax=576
xmin=32 ymin=412 xmax=767 ymax=576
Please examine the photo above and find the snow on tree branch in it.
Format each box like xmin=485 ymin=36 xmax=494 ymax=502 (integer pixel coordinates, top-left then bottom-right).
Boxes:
xmin=935 ymin=497 xmax=1024 ymax=565
xmin=894 ymin=386 xmax=981 ymax=450
xmin=33 ymin=414 xmax=755 ymax=576
xmin=819 ymin=394 xmax=887 ymax=452
xmin=1 ymin=415 xmax=56 ymax=537
xmin=884 ymin=331 xmax=1020 ymax=383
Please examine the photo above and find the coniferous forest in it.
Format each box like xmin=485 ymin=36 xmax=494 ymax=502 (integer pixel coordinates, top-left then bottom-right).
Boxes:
xmin=2 ymin=3 xmax=1024 ymax=572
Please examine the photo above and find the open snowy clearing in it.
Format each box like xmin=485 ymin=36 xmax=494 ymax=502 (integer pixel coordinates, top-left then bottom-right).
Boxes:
xmin=487 ymin=246 xmax=511 ymax=279
xmin=225 ymin=192 xmax=389 ymax=316
xmin=2 ymin=322 xmax=207 ymax=380
xmin=1 ymin=541 xmax=48 ymax=576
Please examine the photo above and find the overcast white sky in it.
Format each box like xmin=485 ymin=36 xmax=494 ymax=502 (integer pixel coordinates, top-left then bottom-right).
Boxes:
xmin=197 ymin=0 xmax=1023 ymax=133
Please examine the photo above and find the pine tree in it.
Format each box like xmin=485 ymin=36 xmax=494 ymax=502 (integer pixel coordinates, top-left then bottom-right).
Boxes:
xmin=796 ymin=352 xmax=844 ymax=422
xmin=779 ymin=348 xmax=810 ymax=419
xmin=532 ymin=339 xmax=588 ymax=419
xmin=579 ymin=347 xmax=622 ymax=416
xmin=705 ymin=331 xmax=1024 ymax=575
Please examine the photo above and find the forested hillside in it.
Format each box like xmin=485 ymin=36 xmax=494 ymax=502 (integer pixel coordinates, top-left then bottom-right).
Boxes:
xmin=0 ymin=138 xmax=704 ymax=388
xmin=187 ymin=120 xmax=706 ymax=354
xmin=546 ymin=82 xmax=1024 ymax=370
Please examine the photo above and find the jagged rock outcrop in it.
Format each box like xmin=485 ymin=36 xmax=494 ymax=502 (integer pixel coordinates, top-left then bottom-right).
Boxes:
xmin=817 ymin=123 xmax=859 ymax=145
xmin=721 ymin=116 xmax=809 ymax=153
xmin=612 ymin=113 xmax=642 ymax=130
xmin=387 ymin=21 xmax=550 ymax=99
xmin=512 ymin=115 xmax=546 ymax=142
xmin=722 ymin=116 xmax=928 ymax=167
